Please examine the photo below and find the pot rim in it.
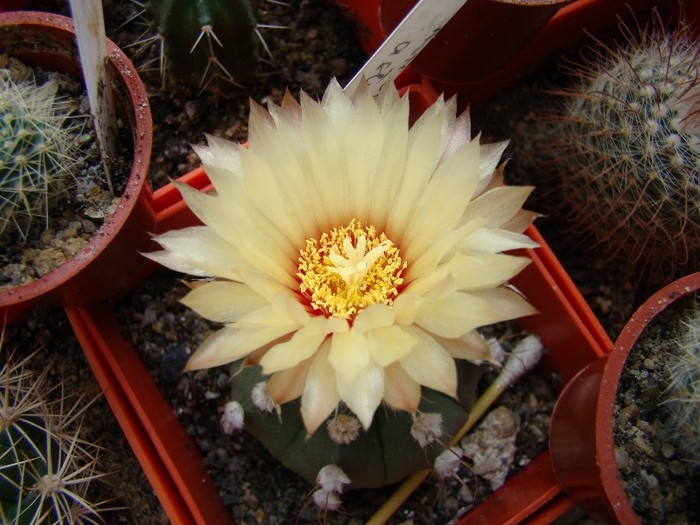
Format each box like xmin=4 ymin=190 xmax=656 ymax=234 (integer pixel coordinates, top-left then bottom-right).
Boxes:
xmin=597 ymin=272 xmax=700 ymax=521
xmin=0 ymin=11 xmax=153 ymax=307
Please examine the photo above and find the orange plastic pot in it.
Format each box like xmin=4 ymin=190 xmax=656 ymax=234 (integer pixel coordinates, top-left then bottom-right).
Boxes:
xmin=549 ymin=272 xmax=700 ymax=524
xmin=0 ymin=11 xmax=155 ymax=324
xmin=337 ymin=0 xmax=695 ymax=106
xmin=66 ymin=79 xmax=612 ymax=524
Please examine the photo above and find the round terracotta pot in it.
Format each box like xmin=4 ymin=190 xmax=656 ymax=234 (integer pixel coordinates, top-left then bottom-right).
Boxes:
xmin=0 ymin=11 xmax=155 ymax=324
xmin=380 ymin=0 xmax=574 ymax=84
xmin=549 ymin=272 xmax=700 ymax=523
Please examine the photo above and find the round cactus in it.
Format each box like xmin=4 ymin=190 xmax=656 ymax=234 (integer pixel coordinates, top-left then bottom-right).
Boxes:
xmin=228 ymin=358 xmax=485 ymax=489
xmin=0 ymin=68 xmax=84 ymax=240
xmin=664 ymin=304 xmax=700 ymax=466
xmin=551 ymin=17 xmax=700 ymax=281
xmin=144 ymin=0 xmax=263 ymax=92
xmin=0 ymin=351 xmax=107 ymax=524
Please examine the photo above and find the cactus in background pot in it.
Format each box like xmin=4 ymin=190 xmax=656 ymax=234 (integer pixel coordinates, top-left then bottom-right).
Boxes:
xmin=0 ymin=349 xmax=107 ymax=524
xmin=664 ymin=304 xmax=700 ymax=466
xmin=0 ymin=68 xmax=86 ymax=240
xmin=144 ymin=0 xmax=264 ymax=92
xmin=551 ymin=15 xmax=700 ymax=281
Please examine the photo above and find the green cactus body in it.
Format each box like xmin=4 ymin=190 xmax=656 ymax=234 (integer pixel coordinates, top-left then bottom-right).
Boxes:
xmin=0 ymin=353 xmax=105 ymax=524
xmin=664 ymin=304 xmax=700 ymax=466
xmin=554 ymin=21 xmax=700 ymax=279
xmin=0 ymin=71 xmax=83 ymax=239
xmin=229 ymin=359 xmax=485 ymax=488
xmin=145 ymin=0 xmax=261 ymax=91
xmin=0 ymin=418 xmax=63 ymax=525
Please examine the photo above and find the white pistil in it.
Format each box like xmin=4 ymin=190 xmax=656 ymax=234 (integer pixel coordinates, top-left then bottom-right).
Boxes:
xmin=327 ymin=235 xmax=390 ymax=287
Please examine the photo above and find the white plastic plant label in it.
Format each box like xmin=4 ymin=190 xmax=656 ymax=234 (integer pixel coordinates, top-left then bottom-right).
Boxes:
xmin=345 ymin=0 xmax=469 ymax=96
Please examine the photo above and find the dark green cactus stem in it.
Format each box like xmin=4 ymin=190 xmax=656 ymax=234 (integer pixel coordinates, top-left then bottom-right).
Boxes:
xmin=145 ymin=0 xmax=262 ymax=91
xmin=229 ymin=359 xmax=485 ymax=488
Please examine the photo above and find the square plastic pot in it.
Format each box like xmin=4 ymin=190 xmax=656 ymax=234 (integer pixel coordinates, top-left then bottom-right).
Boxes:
xmin=64 ymin=79 xmax=611 ymax=524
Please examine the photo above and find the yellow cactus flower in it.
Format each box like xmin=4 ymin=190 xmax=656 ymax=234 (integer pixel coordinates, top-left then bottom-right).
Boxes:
xmin=147 ymin=79 xmax=538 ymax=435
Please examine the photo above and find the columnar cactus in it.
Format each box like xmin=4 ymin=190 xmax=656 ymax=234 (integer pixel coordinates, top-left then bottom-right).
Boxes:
xmin=664 ymin=305 xmax=700 ymax=466
xmin=0 ymin=69 xmax=84 ymax=240
xmin=551 ymin=17 xmax=700 ymax=280
xmin=0 ymin=350 xmax=107 ymax=524
xmin=144 ymin=0 xmax=263 ymax=91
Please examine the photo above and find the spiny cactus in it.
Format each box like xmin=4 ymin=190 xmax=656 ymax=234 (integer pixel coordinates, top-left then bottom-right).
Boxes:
xmin=0 ymin=67 xmax=85 ymax=240
xmin=0 ymin=349 xmax=108 ymax=524
xmin=143 ymin=0 xmax=266 ymax=92
xmin=550 ymin=15 xmax=700 ymax=281
xmin=663 ymin=302 xmax=700 ymax=466
xmin=226 ymin=358 xmax=486 ymax=489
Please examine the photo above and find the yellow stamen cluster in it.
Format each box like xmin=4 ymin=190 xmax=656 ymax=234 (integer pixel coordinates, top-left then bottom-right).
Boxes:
xmin=298 ymin=219 xmax=406 ymax=320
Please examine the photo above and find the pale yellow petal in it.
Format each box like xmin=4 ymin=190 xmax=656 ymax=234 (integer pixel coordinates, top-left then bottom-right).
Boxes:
xmin=367 ymin=325 xmax=417 ymax=367
xmin=386 ymin=99 xmax=447 ymax=241
xmin=185 ymin=324 xmax=297 ymax=371
xmin=267 ymin=358 xmax=313 ymax=406
xmin=193 ymin=134 xmax=243 ymax=199
xmin=181 ymin=281 xmax=267 ymax=323
xmin=383 ymin=363 xmax=421 ymax=413
xmin=352 ymin=303 xmax=396 ymax=334
xmin=433 ymin=331 xmax=497 ymax=365
xmin=336 ymin=360 xmax=384 ymax=429
xmin=468 ymin=287 xmax=539 ymax=322
xmin=404 ymin=215 xmax=489 ymax=285
xmin=460 ymin=186 xmax=534 ymax=230
xmin=328 ymin=330 xmax=370 ymax=383
xmin=438 ymin=110 xmax=471 ymax=164
xmin=415 ymin=290 xmax=501 ymax=339
xmin=367 ymin=94 xmax=409 ymax=229
xmin=477 ymin=141 xmax=508 ymax=186
xmin=239 ymin=148 xmax=308 ymax=250
xmin=449 ymin=253 xmax=531 ymax=291
xmin=399 ymin=327 xmax=457 ymax=397
xmin=259 ymin=319 xmax=329 ymax=374
xmin=458 ymin=229 xmax=539 ymax=253
xmin=401 ymin=139 xmax=481 ymax=262
xmin=233 ymin=304 xmax=299 ymax=329
xmin=175 ymin=182 xmax=297 ymax=288
xmin=501 ymin=209 xmax=540 ymax=234
xmin=148 ymin=227 xmax=244 ymax=280
xmin=300 ymin=341 xmax=340 ymax=434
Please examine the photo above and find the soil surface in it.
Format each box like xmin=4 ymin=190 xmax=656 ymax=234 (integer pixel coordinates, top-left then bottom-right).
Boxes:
xmin=0 ymin=59 xmax=129 ymax=288
xmin=614 ymin=292 xmax=700 ymax=525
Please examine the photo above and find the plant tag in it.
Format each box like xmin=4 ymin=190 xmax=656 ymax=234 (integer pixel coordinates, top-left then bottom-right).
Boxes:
xmin=345 ymin=0 xmax=468 ymax=96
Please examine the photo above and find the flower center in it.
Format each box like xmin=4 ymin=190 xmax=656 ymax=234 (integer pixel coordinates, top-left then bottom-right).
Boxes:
xmin=297 ymin=219 xmax=406 ymax=320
